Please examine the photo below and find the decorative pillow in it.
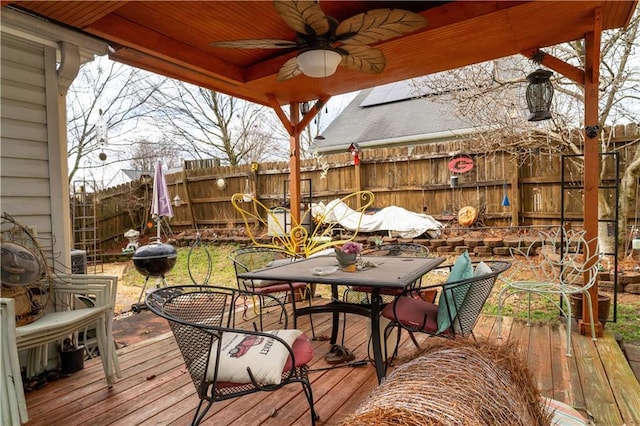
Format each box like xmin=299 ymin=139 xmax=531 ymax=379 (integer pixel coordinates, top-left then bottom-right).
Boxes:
xmin=205 ymin=329 xmax=302 ymax=385
xmin=542 ymin=397 xmax=589 ymax=425
xmin=474 ymin=261 xmax=492 ymax=277
xmin=436 ymin=251 xmax=473 ymax=334
xmin=250 ymin=279 xmax=286 ymax=288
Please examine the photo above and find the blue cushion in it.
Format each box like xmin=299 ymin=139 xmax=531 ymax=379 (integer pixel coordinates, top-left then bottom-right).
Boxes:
xmin=436 ymin=251 xmax=473 ymax=334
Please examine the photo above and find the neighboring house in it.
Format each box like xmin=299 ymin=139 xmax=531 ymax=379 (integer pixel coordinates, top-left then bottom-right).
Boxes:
xmin=106 ymin=169 xmax=152 ymax=189
xmin=316 ymin=79 xmax=481 ymax=155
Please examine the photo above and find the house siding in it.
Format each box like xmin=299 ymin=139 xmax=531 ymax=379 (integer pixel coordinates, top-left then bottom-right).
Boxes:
xmin=1 ymin=34 xmax=54 ymax=248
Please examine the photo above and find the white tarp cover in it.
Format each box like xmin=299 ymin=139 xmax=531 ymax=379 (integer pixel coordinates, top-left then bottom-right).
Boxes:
xmin=312 ymin=199 xmax=444 ymax=239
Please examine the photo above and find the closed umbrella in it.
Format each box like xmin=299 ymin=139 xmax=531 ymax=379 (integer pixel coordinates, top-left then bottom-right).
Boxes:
xmin=151 ymin=161 xmax=173 ymax=240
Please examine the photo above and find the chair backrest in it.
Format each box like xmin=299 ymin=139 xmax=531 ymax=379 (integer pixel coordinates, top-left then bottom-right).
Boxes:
xmin=363 ymin=243 xmax=430 ymax=288
xmin=146 ymin=285 xmax=289 ymax=398
xmin=361 ymin=243 xmax=430 ymax=258
xmin=504 ymin=227 xmax=597 ymax=284
xmin=228 ymin=246 xmax=297 ymax=290
xmin=230 ymin=190 xmax=375 ymax=257
xmin=146 ymin=285 xmax=299 ymax=406
xmin=539 ymin=229 xmax=600 ymax=290
xmin=448 ymin=261 xmax=512 ymax=337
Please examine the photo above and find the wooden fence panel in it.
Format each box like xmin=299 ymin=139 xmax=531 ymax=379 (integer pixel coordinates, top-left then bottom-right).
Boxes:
xmin=87 ymin=125 xmax=639 ymax=248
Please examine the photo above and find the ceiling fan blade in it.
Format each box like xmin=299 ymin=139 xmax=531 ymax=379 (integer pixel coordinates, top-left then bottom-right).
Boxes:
xmin=336 ymin=9 xmax=426 ymax=45
xmin=340 ymin=45 xmax=386 ymax=74
xmin=276 ymin=56 xmax=304 ymax=81
xmin=211 ymin=39 xmax=298 ymax=49
xmin=274 ymin=0 xmax=330 ymax=36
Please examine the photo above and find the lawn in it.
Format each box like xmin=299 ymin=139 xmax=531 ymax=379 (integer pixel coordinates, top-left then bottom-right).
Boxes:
xmin=112 ymin=243 xmax=640 ymax=344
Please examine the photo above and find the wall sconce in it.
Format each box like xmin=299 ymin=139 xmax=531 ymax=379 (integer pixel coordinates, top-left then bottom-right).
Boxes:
xmin=296 ymin=49 xmax=342 ymax=78
xmin=172 ymin=195 xmax=182 ymax=207
xmin=347 ymin=143 xmax=361 ymax=165
xmin=216 ymin=178 xmax=227 ymax=190
xmin=525 ymin=69 xmax=554 ymax=121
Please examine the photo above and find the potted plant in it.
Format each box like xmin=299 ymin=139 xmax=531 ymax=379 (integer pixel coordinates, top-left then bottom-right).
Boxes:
xmin=335 ymin=241 xmax=362 ymax=270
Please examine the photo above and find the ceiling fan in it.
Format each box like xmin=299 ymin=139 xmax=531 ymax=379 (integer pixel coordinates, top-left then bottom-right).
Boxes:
xmin=211 ymin=0 xmax=427 ymax=81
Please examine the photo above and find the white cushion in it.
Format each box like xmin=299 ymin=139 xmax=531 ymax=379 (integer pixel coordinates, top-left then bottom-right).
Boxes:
xmin=474 ymin=261 xmax=492 ymax=277
xmin=542 ymin=397 xmax=589 ymax=425
xmin=205 ymin=329 xmax=302 ymax=385
xmin=251 ymin=279 xmax=286 ymax=288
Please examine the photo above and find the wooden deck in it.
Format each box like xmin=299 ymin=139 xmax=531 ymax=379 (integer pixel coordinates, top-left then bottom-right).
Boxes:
xmin=24 ymin=300 xmax=640 ymax=426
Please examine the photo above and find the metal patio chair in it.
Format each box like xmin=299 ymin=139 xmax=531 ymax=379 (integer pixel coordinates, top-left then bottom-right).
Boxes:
xmin=228 ymin=246 xmax=315 ymax=334
xmin=497 ymin=227 xmax=599 ymax=356
xmin=381 ymin=260 xmax=511 ymax=365
xmin=146 ymin=285 xmax=318 ymax=426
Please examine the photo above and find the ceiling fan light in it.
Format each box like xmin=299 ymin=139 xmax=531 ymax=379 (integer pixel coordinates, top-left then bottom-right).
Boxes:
xmin=297 ymin=49 xmax=341 ymax=78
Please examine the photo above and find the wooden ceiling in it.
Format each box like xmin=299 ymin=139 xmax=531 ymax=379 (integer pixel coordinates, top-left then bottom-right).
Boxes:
xmin=3 ymin=1 xmax=637 ymax=107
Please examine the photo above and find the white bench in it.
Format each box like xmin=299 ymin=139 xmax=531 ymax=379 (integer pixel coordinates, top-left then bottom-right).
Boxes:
xmin=1 ymin=274 xmax=121 ymax=425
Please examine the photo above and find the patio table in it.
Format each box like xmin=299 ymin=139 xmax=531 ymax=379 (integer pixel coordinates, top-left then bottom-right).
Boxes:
xmin=237 ymin=254 xmax=445 ymax=382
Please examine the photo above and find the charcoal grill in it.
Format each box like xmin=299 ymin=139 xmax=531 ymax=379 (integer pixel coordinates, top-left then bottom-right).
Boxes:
xmin=131 ymin=238 xmax=177 ymax=313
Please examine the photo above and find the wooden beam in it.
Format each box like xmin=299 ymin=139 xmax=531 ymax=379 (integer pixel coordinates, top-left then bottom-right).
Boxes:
xmin=520 ymin=49 xmax=585 ymax=86
xmin=267 ymin=95 xmax=293 ymax=135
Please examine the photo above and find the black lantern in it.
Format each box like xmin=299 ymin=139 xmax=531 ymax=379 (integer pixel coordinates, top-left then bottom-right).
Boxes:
xmin=525 ymin=69 xmax=554 ymax=121
xmin=300 ymin=101 xmax=310 ymax=116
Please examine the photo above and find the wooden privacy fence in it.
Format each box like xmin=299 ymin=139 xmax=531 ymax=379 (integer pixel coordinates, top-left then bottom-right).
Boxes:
xmin=85 ymin=124 xmax=639 ymax=249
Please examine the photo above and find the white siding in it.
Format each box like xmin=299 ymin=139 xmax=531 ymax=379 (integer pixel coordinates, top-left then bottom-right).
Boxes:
xmin=1 ymin=34 xmax=53 ymax=247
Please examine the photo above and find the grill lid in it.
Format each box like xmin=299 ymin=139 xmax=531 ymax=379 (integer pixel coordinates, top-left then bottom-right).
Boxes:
xmin=132 ymin=241 xmax=177 ymax=260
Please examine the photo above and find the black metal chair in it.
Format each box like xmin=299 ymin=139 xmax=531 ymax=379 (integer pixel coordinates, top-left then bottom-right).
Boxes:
xmin=340 ymin=243 xmax=434 ymax=358
xmin=229 ymin=246 xmax=315 ymax=333
xmin=343 ymin=243 xmax=433 ymax=305
xmin=145 ymin=285 xmax=318 ymax=425
xmin=381 ymin=260 xmax=511 ymax=364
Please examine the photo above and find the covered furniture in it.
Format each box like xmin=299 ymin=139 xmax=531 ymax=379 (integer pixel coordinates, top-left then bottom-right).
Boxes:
xmin=381 ymin=257 xmax=511 ymax=363
xmin=145 ymin=285 xmax=317 ymax=426
xmin=497 ymin=228 xmax=599 ymax=356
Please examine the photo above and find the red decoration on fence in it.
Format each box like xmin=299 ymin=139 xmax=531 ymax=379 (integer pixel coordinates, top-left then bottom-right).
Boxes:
xmin=448 ymin=156 xmax=474 ymax=173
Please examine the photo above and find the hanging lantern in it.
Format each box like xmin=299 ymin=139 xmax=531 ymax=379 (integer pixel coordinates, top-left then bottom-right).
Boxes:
xmin=525 ymin=69 xmax=554 ymax=121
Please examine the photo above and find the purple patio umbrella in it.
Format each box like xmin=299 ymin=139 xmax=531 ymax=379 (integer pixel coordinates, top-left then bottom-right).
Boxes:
xmin=151 ymin=160 xmax=173 ymax=240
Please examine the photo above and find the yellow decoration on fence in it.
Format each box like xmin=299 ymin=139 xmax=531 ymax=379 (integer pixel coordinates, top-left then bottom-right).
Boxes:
xmin=231 ymin=191 xmax=374 ymax=257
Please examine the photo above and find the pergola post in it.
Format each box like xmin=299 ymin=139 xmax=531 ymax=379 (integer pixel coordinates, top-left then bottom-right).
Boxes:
xmin=268 ymin=96 xmax=330 ymax=253
xmin=289 ymin=102 xmax=302 ymax=244
xmin=581 ymin=8 xmax=604 ymax=337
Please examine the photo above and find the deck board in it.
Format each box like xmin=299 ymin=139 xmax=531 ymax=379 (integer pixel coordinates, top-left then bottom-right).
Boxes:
xmin=23 ymin=299 xmax=640 ymax=426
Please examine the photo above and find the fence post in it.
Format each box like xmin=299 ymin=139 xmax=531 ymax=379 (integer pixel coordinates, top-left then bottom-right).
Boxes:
xmin=181 ymin=162 xmax=196 ymax=229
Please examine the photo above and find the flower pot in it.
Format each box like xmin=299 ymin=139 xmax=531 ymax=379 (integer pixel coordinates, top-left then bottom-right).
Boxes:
xmin=60 ymin=345 xmax=85 ymax=374
xmin=570 ymin=293 xmax=611 ymax=323
xmin=335 ymin=250 xmax=357 ymax=268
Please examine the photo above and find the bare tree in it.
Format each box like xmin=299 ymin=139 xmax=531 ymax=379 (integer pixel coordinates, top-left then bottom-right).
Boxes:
xmin=128 ymin=137 xmax=184 ymax=172
xmin=67 ymin=56 xmax=165 ymax=184
xmin=412 ymin=7 xmax=639 ymax=252
xmin=148 ymin=80 xmax=288 ymax=165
